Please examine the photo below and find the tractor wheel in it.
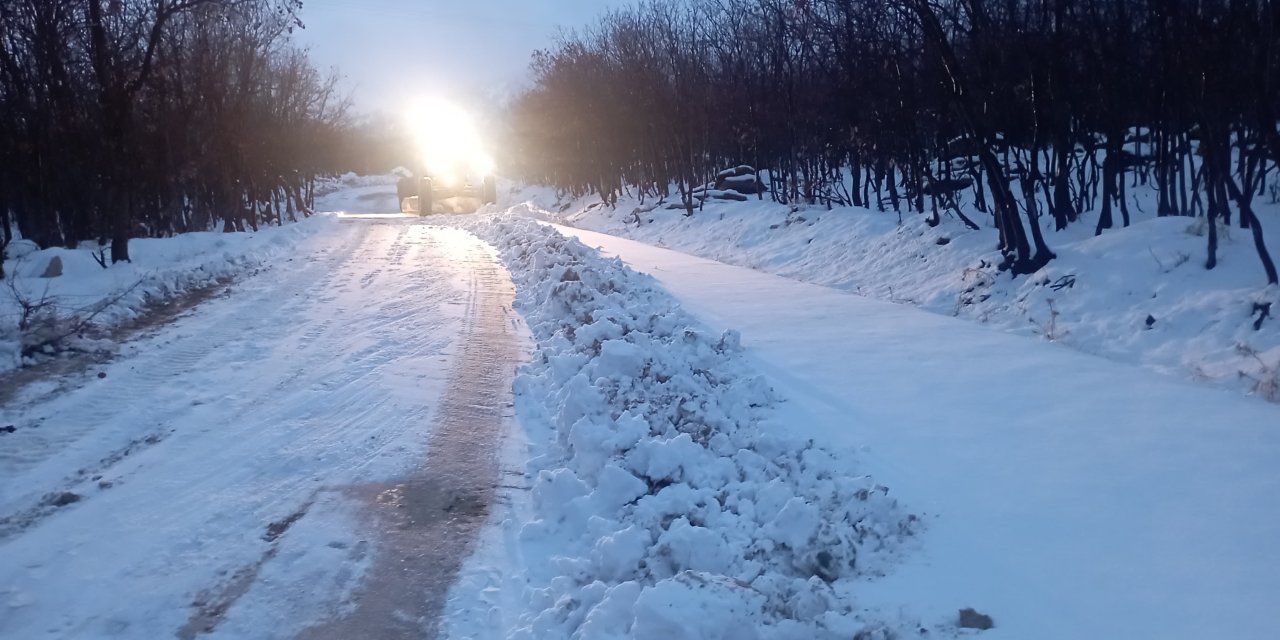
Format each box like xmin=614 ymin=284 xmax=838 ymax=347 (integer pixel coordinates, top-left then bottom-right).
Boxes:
xmin=482 ymin=176 xmax=497 ymax=205
xmin=418 ymin=177 xmax=434 ymax=215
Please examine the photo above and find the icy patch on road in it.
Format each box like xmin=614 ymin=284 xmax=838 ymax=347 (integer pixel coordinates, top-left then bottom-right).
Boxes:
xmin=464 ymin=214 xmax=919 ymax=638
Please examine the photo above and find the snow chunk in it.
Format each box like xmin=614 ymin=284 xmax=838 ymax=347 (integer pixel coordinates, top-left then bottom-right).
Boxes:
xmin=593 ymin=339 xmax=647 ymax=380
xmin=632 ymin=572 xmax=766 ymax=640
xmin=768 ymin=497 xmax=821 ymax=550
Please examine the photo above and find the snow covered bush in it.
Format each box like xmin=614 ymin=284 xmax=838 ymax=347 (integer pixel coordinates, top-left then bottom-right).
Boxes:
xmin=1 ymin=272 xmax=137 ymax=362
xmin=466 ymin=213 xmax=918 ymax=639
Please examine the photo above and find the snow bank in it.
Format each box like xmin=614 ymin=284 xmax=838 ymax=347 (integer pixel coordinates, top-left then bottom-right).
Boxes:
xmin=462 ymin=213 xmax=918 ymax=638
xmin=0 ymin=216 xmax=336 ymax=374
xmin=555 ymin=190 xmax=1280 ymax=400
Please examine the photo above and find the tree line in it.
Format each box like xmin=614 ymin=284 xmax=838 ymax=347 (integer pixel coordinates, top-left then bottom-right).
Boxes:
xmin=507 ymin=0 xmax=1280 ymax=284
xmin=0 ymin=0 xmax=352 ymax=276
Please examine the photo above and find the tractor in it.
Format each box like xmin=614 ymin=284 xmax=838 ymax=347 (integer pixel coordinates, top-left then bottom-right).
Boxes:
xmin=400 ymin=99 xmax=498 ymax=214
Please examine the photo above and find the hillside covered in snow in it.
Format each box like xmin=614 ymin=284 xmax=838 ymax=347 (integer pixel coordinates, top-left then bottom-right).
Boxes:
xmin=530 ymin=185 xmax=1280 ymax=402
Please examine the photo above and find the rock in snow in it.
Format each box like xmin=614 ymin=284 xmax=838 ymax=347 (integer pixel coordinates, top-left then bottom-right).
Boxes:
xmin=958 ymin=607 xmax=995 ymax=630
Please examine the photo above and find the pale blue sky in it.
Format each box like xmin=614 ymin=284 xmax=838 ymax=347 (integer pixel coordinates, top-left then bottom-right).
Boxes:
xmin=296 ymin=0 xmax=631 ymax=117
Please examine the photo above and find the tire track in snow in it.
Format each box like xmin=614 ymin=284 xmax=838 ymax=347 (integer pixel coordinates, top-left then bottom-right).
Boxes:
xmin=130 ymin=223 xmax=449 ymax=532
xmin=298 ymin=228 xmax=519 ymax=640
xmin=0 ymin=221 xmax=479 ymax=640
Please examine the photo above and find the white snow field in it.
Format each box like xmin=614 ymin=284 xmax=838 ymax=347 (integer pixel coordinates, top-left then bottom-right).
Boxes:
xmin=550 ymin=189 xmax=1280 ymax=401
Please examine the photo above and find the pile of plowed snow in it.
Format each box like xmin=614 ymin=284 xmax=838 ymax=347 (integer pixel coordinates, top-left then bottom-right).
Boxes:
xmin=465 ymin=213 xmax=918 ymax=639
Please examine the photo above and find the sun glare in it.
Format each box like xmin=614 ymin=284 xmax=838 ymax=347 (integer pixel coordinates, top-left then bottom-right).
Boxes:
xmin=405 ymin=98 xmax=495 ymax=181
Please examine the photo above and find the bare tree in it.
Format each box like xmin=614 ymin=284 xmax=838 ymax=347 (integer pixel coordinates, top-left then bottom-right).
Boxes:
xmin=507 ymin=0 xmax=1278 ymax=285
xmin=0 ymin=0 xmax=350 ymax=262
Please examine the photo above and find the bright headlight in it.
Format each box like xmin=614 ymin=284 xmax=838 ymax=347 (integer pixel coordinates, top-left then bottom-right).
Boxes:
xmin=406 ymin=98 xmax=493 ymax=180
xmin=471 ymin=152 xmax=495 ymax=178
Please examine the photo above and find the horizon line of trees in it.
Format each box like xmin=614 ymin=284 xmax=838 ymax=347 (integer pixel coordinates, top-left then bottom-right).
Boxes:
xmin=507 ymin=0 xmax=1279 ymax=284
xmin=0 ymin=0 xmax=355 ymax=278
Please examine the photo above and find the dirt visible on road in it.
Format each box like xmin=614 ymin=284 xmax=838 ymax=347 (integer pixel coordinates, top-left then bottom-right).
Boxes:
xmin=297 ymin=234 xmax=519 ymax=640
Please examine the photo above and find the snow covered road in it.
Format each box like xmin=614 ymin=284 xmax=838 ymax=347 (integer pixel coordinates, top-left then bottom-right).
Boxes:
xmin=554 ymin=223 xmax=1280 ymax=640
xmin=0 ymin=219 xmax=522 ymax=639
xmin=2 ymin=202 xmax=1276 ymax=639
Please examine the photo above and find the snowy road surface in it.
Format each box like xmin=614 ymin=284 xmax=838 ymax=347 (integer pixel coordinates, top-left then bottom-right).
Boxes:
xmin=0 ymin=220 xmax=522 ymax=639
xmin=554 ymin=223 xmax=1280 ymax=640
xmin=2 ymin=202 xmax=1277 ymax=640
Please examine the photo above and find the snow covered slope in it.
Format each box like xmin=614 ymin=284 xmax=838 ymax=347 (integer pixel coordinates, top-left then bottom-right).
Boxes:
xmin=5 ymin=177 xmax=1276 ymax=639
xmin=552 ymin=190 xmax=1280 ymax=400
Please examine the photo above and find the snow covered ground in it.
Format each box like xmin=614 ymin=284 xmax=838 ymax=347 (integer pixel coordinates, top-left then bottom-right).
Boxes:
xmin=0 ymin=217 xmax=337 ymax=375
xmin=543 ymin=187 xmax=1280 ymax=401
xmin=426 ymin=201 xmax=1280 ymax=639
xmin=539 ymin=218 xmax=1280 ymax=640
xmin=2 ymin=177 xmax=1277 ymax=640
xmin=0 ymin=173 xmax=411 ymax=376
